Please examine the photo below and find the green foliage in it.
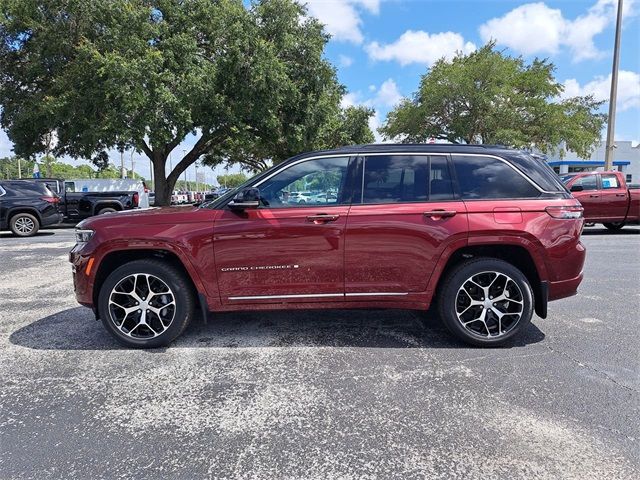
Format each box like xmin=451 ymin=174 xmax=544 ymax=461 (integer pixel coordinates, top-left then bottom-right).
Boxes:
xmin=0 ymin=156 xmax=145 ymax=180
xmin=216 ymin=173 xmax=248 ymax=188
xmin=0 ymin=0 xmax=374 ymax=204
xmin=380 ymin=43 xmax=606 ymax=158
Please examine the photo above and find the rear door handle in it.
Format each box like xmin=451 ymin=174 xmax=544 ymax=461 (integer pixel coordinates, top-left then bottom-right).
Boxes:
xmin=589 ymin=195 xmax=600 ymax=198
xmin=615 ymin=193 xmax=626 ymax=197
xmin=423 ymin=210 xmax=457 ymax=219
xmin=306 ymin=214 xmax=340 ymax=224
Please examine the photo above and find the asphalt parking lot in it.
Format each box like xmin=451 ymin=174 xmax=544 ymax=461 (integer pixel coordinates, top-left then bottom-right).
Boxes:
xmin=1 ymin=226 xmax=639 ymax=479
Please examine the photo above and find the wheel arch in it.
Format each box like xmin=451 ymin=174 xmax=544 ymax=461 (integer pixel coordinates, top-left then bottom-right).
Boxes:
xmin=92 ymin=248 xmax=204 ymax=311
xmin=8 ymin=207 xmax=42 ymax=225
xmin=432 ymin=243 xmax=548 ymax=319
xmin=92 ymin=201 xmax=123 ymax=215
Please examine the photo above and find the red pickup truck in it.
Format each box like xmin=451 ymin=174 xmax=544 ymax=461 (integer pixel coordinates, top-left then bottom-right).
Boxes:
xmin=70 ymin=144 xmax=585 ymax=348
xmin=562 ymin=171 xmax=640 ymax=230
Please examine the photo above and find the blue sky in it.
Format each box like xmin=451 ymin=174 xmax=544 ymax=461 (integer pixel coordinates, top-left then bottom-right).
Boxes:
xmin=1 ymin=0 xmax=639 ymax=184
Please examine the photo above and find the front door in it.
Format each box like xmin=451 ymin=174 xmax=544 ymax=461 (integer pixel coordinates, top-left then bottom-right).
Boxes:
xmin=569 ymin=174 xmax=600 ymax=220
xmin=214 ymin=156 xmax=353 ymax=304
xmin=344 ymin=154 xmax=468 ymax=297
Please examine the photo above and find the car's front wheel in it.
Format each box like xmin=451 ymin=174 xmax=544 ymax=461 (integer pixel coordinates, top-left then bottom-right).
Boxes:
xmin=603 ymin=222 xmax=625 ymax=231
xmin=437 ymin=258 xmax=534 ymax=347
xmin=9 ymin=212 xmax=40 ymax=237
xmin=97 ymin=259 xmax=195 ymax=348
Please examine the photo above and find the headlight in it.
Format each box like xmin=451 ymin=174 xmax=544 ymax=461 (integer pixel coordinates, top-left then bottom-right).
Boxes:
xmin=75 ymin=229 xmax=95 ymax=244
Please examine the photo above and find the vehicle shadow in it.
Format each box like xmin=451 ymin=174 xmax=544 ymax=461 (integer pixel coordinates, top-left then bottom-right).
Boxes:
xmin=582 ymin=227 xmax=639 ymax=235
xmin=0 ymin=231 xmax=56 ymax=239
xmin=9 ymin=306 xmax=546 ymax=351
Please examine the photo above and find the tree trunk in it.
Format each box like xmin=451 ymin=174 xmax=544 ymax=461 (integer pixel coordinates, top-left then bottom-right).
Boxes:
xmin=151 ymin=154 xmax=175 ymax=206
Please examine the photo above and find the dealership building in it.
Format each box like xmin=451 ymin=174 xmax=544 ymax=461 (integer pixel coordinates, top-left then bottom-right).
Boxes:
xmin=545 ymin=140 xmax=640 ymax=183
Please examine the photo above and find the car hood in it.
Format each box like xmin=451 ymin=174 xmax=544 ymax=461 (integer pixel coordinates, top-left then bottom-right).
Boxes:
xmin=77 ymin=206 xmax=214 ymax=229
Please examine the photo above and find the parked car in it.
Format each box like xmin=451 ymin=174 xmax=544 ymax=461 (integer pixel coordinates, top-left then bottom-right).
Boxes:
xmin=0 ymin=180 xmax=63 ymax=236
xmin=288 ymin=191 xmax=312 ymax=204
xmin=30 ymin=178 xmax=140 ymax=221
xmin=562 ymin=171 xmax=640 ymax=230
xmin=70 ymin=144 xmax=585 ymax=348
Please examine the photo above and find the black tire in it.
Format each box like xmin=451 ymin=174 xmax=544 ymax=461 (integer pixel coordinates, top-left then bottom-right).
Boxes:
xmin=97 ymin=207 xmax=118 ymax=215
xmin=603 ymin=222 xmax=625 ymax=231
xmin=437 ymin=258 xmax=534 ymax=347
xmin=97 ymin=259 xmax=195 ymax=348
xmin=9 ymin=212 xmax=40 ymax=237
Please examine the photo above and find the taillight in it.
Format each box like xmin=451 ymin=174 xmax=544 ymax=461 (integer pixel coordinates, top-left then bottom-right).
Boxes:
xmin=41 ymin=196 xmax=60 ymax=204
xmin=545 ymin=205 xmax=583 ymax=219
xmin=133 ymin=192 xmax=139 ymax=207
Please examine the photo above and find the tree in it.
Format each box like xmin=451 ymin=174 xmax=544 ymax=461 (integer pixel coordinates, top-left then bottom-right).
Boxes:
xmin=217 ymin=173 xmax=247 ymax=189
xmin=0 ymin=0 xmax=373 ymax=205
xmin=380 ymin=43 xmax=606 ymax=158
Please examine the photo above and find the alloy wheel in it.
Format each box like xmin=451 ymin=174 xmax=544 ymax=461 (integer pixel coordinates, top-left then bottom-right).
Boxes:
xmin=455 ymin=271 xmax=524 ymax=338
xmin=14 ymin=216 xmax=35 ymax=235
xmin=108 ymin=273 xmax=176 ymax=339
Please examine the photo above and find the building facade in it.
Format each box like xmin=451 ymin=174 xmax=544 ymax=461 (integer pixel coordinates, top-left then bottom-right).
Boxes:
xmin=546 ymin=141 xmax=640 ymax=184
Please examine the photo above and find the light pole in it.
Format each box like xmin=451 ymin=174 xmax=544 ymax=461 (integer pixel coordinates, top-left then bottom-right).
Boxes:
xmin=195 ymin=161 xmax=199 ymax=192
xmin=183 ymin=149 xmax=188 ymax=190
xmin=604 ymin=0 xmax=623 ymax=171
xmin=17 ymin=157 xmax=21 ymax=178
xmin=120 ymin=151 xmax=125 ymax=179
xmin=130 ymin=151 xmax=135 ymax=179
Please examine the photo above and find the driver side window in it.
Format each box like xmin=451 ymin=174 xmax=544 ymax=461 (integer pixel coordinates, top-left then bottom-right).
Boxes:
xmin=258 ymin=156 xmax=350 ymax=208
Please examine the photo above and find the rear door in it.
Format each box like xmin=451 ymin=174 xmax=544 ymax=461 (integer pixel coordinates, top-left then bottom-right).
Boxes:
xmin=214 ymin=155 xmax=354 ymax=304
xmin=599 ymin=173 xmax=628 ymax=221
xmin=344 ymin=154 xmax=468 ymax=297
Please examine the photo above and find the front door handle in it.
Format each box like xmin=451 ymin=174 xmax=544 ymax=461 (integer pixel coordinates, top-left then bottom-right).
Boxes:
xmin=615 ymin=193 xmax=626 ymax=197
xmin=306 ymin=214 xmax=340 ymax=224
xmin=589 ymin=194 xmax=600 ymax=198
xmin=423 ymin=210 xmax=457 ymax=219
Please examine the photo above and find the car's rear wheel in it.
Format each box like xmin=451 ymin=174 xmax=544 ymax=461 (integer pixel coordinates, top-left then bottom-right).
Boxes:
xmin=603 ymin=222 xmax=625 ymax=231
xmin=437 ymin=258 xmax=534 ymax=347
xmin=97 ymin=259 xmax=195 ymax=348
xmin=9 ymin=213 xmax=40 ymax=237
xmin=97 ymin=207 xmax=118 ymax=215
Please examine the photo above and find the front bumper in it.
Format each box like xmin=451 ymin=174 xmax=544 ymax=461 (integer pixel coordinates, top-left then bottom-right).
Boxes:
xmin=69 ymin=247 xmax=94 ymax=307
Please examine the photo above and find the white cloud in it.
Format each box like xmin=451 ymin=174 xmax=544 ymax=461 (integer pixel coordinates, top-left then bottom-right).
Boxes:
xmin=338 ymin=55 xmax=354 ymax=68
xmin=304 ymin=0 xmax=380 ymax=44
xmin=340 ymin=78 xmax=404 ymax=142
xmin=372 ymin=79 xmax=402 ymax=107
xmin=366 ymin=30 xmax=477 ymax=66
xmin=479 ymin=0 xmax=637 ymax=61
xmin=561 ymin=71 xmax=640 ymax=111
xmin=0 ymin=129 xmax=14 ymax=157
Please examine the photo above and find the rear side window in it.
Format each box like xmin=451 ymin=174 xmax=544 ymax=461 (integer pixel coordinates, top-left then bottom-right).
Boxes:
xmin=0 ymin=182 xmax=47 ymax=197
xmin=572 ymin=175 xmax=598 ymax=191
xmin=601 ymin=174 xmax=620 ymax=189
xmin=356 ymin=155 xmax=454 ymax=204
xmin=452 ymin=155 xmax=540 ymax=199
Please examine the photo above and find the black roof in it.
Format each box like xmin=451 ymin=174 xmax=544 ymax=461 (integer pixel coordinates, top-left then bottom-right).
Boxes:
xmin=293 ymin=143 xmax=522 ymax=159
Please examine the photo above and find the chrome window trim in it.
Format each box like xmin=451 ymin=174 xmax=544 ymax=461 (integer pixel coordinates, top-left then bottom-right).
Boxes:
xmin=0 ymin=185 xmax=5 ymax=197
xmin=250 ymin=150 xmax=551 ymax=200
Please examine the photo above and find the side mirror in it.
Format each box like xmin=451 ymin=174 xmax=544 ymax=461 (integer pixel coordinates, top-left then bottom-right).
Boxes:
xmin=570 ymin=185 xmax=584 ymax=192
xmin=228 ymin=187 xmax=260 ymax=210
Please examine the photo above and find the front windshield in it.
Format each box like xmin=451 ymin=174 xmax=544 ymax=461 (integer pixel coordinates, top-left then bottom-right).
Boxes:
xmin=560 ymin=174 xmax=576 ymax=184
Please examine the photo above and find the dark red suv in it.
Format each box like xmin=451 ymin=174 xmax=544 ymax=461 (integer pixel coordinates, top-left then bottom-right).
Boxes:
xmin=70 ymin=145 xmax=585 ymax=348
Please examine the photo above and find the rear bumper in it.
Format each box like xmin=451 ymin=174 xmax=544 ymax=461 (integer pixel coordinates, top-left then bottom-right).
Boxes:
xmin=548 ymin=271 xmax=583 ymax=301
